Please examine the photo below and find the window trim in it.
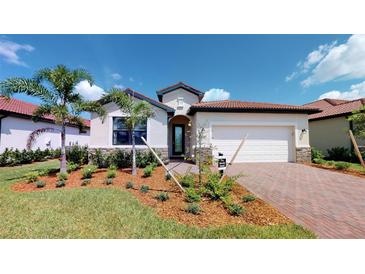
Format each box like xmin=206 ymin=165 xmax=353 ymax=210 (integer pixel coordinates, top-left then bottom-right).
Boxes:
xmin=177 ymin=97 xmax=184 ymax=108
xmin=112 ymin=117 xmax=147 ymax=146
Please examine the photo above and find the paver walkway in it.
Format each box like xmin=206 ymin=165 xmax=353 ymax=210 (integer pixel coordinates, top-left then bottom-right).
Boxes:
xmin=167 ymin=161 xmax=365 ymax=238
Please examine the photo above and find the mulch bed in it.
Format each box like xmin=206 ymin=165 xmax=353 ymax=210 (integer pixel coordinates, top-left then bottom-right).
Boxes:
xmin=12 ymin=166 xmax=291 ymax=227
xmin=307 ymin=163 xmax=365 ymax=179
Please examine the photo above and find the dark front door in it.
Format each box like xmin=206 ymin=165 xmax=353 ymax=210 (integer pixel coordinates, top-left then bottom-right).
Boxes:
xmin=172 ymin=124 xmax=185 ymax=156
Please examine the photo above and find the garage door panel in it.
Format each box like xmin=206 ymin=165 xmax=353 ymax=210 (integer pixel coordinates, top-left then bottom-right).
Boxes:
xmin=211 ymin=126 xmax=294 ymax=163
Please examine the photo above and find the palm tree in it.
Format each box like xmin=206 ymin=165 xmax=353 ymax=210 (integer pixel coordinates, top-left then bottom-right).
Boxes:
xmin=0 ymin=65 xmax=106 ymax=173
xmin=102 ymin=88 xmax=154 ymax=175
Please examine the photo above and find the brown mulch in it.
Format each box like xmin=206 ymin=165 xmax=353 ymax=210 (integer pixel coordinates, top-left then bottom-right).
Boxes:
xmin=12 ymin=166 xmax=291 ymax=227
xmin=306 ymin=163 xmax=365 ymax=179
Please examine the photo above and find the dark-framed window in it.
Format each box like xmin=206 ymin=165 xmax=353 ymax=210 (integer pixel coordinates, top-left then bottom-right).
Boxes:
xmin=113 ymin=117 xmax=147 ymax=145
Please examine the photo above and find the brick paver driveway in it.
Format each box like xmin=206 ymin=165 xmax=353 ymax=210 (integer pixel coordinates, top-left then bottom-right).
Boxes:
xmin=226 ymin=163 xmax=365 ymax=238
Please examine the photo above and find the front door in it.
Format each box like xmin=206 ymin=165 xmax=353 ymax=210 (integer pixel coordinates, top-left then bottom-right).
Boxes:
xmin=172 ymin=124 xmax=185 ymax=156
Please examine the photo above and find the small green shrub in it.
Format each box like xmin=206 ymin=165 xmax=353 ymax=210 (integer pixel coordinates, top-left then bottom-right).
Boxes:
xmin=150 ymin=162 xmax=158 ymax=170
xmin=226 ymin=203 xmax=245 ymax=216
xmin=66 ymin=145 xmax=88 ymax=165
xmin=185 ymin=203 xmax=201 ymax=215
xmin=105 ymin=178 xmax=113 ymax=185
xmin=67 ymin=162 xmax=79 ymax=173
xmin=57 ymin=172 xmax=68 ymax=181
xmin=140 ymin=185 xmax=150 ymax=193
xmin=241 ymin=194 xmax=256 ymax=203
xmin=82 ymin=165 xmax=97 ymax=179
xmin=204 ymin=172 xmax=234 ymax=200
xmin=185 ymin=188 xmax=201 ymax=203
xmin=313 ymin=158 xmax=325 ymax=164
xmin=55 ymin=181 xmax=65 ymax=188
xmin=106 ymin=169 xmax=117 ymax=179
xmin=165 ymin=173 xmax=171 ymax=181
xmin=181 ymin=173 xmax=195 ymax=188
xmin=334 ymin=162 xmax=351 ymax=170
xmin=155 ymin=192 xmax=169 ymax=201
xmin=35 ymin=180 xmax=46 ymax=188
xmin=311 ymin=147 xmax=324 ymax=161
xmin=126 ymin=181 xmax=134 ymax=189
xmin=38 ymin=167 xmax=59 ymax=176
xmin=25 ymin=172 xmax=39 ymax=183
xmin=327 ymin=147 xmax=352 ymax=162
xmin=143 ymin=165 xmax=153 ymax=177
xmin=109 ymin=164 xmax=117 ymax=170
xmin=81 ymin=178 xmax=91 ymax=186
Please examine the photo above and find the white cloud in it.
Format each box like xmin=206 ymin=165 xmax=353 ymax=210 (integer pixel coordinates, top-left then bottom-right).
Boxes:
xmin=202 ymin=88 xmax=230 ymax=102
xmin=300 ymin=35 xmax=365 ymax=87
xmin=113 ymin=84 xmax=124 ymax=89
xmin=318 ymin=80 xmax=365 ymax=100
xmin=111 ymin=73 xmax=122 ymax=80
xmin=0 ymin=39 xmax=34 ymax=66
xmin=75 ymin=80 xmax=105 ymax=100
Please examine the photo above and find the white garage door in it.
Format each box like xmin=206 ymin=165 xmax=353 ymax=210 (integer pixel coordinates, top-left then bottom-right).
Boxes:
xmin=211 ymin=125 xmax=294 ymax=163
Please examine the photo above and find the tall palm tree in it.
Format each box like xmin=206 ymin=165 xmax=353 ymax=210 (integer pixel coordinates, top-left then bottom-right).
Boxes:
xmin=0 ymin=65 xmax=106 ymax=173
xmin=102 ymin=88 xmax=154 ymax=175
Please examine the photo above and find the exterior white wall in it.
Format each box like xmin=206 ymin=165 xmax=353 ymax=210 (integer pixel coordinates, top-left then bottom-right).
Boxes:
xmin=309 ymin=117 xmax=351 ymax=154
xmin=90 ymin=100 xmax=168 ymax=149
xmin=162 ymin=88 xmax=200 ymax=116
xmin=0 ymin=116 xmax=90 ymax=152
xmin=192 ymin=112 xmax=310 ymax=150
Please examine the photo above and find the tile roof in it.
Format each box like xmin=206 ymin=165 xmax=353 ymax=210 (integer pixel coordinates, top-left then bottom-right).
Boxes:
xmin=156 ymin=81 xmax=204 ymax=102
xmin=188 ymin=100 xmax=319 ymax=114
xmin=304 ymin=98 xmax=365 ymax=120
xmin=0 ymin=96 xmax=90 ymax=127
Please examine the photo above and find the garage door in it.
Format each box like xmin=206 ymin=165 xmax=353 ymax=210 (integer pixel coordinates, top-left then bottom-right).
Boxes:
xmin=211 ymin=125 xmax=294 ymax=163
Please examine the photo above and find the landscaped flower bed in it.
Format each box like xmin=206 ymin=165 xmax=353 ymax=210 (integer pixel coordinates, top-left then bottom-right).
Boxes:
xmin=12 ymin=166 xmax=291 ymax=227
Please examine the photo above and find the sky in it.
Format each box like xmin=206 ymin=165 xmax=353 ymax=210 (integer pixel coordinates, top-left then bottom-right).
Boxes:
xmin=2 ymin=34 xmax=365 ymax=112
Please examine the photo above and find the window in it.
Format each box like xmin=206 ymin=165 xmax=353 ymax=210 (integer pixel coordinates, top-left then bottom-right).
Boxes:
xmin=113 ymin=117 xmax=147 ymax=145
xmin=177 ymin=97 xmax=184 ymax=108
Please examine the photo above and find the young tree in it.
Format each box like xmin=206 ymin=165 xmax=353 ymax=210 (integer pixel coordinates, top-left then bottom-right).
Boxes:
xmin=348 ymin=105 xmax=365 ymax=138
xmin=0 ymin=65 xmax=106 ymax=173
xmin=101 ymin=88 xmax=154 ymax=175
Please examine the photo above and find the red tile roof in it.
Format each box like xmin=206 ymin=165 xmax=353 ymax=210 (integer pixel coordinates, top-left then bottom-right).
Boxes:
xmin=304 ymin=98 xmax=365 ymax=120
xmin=188 ymin=100 xmax=319 ymax=114
xmin=0 ymin=96 xmax=90 ymax=127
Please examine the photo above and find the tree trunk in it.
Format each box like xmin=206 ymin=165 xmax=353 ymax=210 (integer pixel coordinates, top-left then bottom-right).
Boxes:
xmin=132 ymin=129 xmax=137 ymax=176
xmin=60 ymin=123 xmax=67 ymax=173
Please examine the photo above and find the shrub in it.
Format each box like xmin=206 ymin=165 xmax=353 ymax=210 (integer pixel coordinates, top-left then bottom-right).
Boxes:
xmin=106 ymin=169 xmax=117 ymax=179
xmin=185 ymin=203 xmax=201 ymax=215
xmin=109 ymin=164 xmax=117 ymax=170
xmin=35 ymin=180 xmax=46 ymax=188
xmin=81 ymin=178 xmax=91 ymax=186
xmin=181 ymin=173 xmax=195 ymax=188
xmin=33 ymin=148 xmax=46 ymax=162
xmin=57 ymin=172 xmax=68 ymax=181
xmin=25 ymin=172 xmax=39 ymax=183
xmin=67 ymin=162 xmax=79 ymax=173
xmin=126 ymin=181 xmax=134 ymax=189
xmin=90 ymin=149 xmax=111 ymax=168
xmin=82 ymin=165 xmax=97 ymax=179
xmin=311 ymin=147 xmax=324 ymax=161
xmin=155 ymin=192 xmax=169 ymax=201
xmin=242 ymin=194 xmax=256 ymax=203
xmin=66 ymin=145 xmax=88 ymax=165
xmin=140 ymin=185 xmax=150 ymax=193
xmin=55 ymin=181 xmax=65 ymax=188
xmin=38 ymin=167 xmax=59 ymax=176
xmin=313 ymin=158 xmax=326 ymax=164
xmin=165 ymin=173 xmax=171 ymax=181
xmin=143 ymin=165 xmax=153 ymax=177
xmin=327 ymin=147 xmax=352 ymax=162
xmin=334 ymin=161 xmax=351 ymax=170
xmin=204 ymin=172 xmax=234 ymax=200
xmin=110 ymin=149 xmax=132 ymax=168
xmin=136 ymin=150 xmax=159 ymax=168
xmin=226 ymin=203 xmax=245 ymax=216
xmin=105 ymin=178 xmax=113 ymax=185
xmin=185 ymin=188 xmax=201 ymax=203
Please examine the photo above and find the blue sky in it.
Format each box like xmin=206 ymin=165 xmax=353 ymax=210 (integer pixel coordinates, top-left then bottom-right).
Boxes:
xmin=2 ymin=34 xmax=365 ymax=111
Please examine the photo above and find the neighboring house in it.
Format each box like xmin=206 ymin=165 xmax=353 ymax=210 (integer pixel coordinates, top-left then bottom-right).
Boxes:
xmin=304 ymin=98 xmax=365 ymax=154
xmin=0 ymin=96 xmax=90 ymax=152
xmin=90 ymin=82 xmax=318 ymax=163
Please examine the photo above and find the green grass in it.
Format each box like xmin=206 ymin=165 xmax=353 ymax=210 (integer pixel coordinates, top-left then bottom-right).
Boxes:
xmin=316 ymin=159 xmax=365 ymax=172
xmin=0 ymin=160 xmax=315 ymax=239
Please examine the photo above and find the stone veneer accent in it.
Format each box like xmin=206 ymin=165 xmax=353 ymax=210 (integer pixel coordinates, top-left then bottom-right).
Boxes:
xmin=88 ymin=147 xmax=169 ymax=164
xmin=193 ymin=147 xmax=213 ymax=164
xmin=296 ymin=147 xmax=311 ymax=163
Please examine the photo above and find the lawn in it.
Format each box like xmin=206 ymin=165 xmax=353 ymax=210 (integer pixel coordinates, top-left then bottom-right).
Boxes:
xmin=0 ymin=160 xmax=315 ymax=239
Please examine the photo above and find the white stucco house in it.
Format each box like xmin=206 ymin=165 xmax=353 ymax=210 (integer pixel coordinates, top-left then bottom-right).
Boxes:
xmin=0 ymin=96 xmax=90 ymax=152
xmin=89 ymin=82 xmax=319 ymax=163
